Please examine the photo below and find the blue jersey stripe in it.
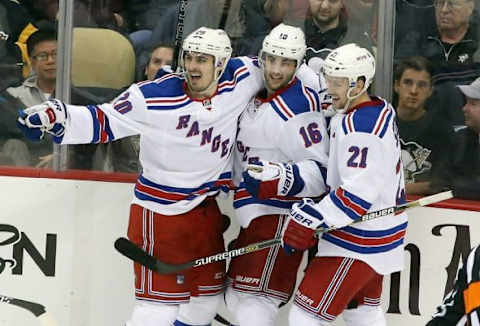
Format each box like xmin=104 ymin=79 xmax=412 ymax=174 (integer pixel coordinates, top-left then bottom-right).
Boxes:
xmin=330 ymin=192 xmax=360 ymax=221
xmin=217 ymin=71 xmax=250 ymax=95
xmin=87 ymin=105 xmax=100 ymax=143
xmin=342 ymin=189 xmax=371 ymax=211
xmin=146 ymin=100 xmax=193 ymax=110
xmin=134 ymin=190 xmax=176 ymax=205
xmin=342 ymin=116 xmax=348 ymax=135
xmin=378 ymin=109 xmax=393 ymax=138
xmin=233 ymin=197 xmax=298 ymax=209
xmin=270 ymin=101 xmax=289 ymax=121
xmin=322 ymin=234 xmax=405 ymax=253
xmin=342 ymin=222 xmax=408 ymax=237
xmin=138 ymin=172 xmax=231 ymax=194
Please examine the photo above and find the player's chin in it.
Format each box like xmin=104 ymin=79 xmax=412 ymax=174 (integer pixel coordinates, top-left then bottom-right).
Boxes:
xmin=268 ymin=80 xmax=287 ymax=92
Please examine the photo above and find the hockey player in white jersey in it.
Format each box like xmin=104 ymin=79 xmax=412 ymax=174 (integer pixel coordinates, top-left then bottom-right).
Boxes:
xmin=224 ymin=24 xmax=329 ymax=326
xmin=271 ymin=43 xmax=407 ymax=325
xmin=16 ymin=27 xmax=264 ymax=326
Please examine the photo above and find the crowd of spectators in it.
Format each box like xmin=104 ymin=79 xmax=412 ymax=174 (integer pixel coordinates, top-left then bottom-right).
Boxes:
xmin=0 ymin=0 xmax=478 ymax=199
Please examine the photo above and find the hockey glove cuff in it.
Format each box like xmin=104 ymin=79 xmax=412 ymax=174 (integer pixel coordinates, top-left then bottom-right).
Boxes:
xmin=282 ymin=198 xmax=327 ymax=254
xmin=242 ymin=160 xmax=304 ymax=200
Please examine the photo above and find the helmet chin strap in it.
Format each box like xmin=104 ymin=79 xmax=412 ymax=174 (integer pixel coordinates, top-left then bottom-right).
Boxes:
xmin=338 ymin=82 xmax=367 ymax=114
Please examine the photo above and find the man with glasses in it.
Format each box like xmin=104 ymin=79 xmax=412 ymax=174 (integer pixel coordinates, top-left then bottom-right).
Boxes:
xmin=396 ymin=0 xmax=478 ymax=66
xmin=6 ymin=28 xmax=56 ymax=167
xmin=7 ymin=29 xmax=57 ymax=106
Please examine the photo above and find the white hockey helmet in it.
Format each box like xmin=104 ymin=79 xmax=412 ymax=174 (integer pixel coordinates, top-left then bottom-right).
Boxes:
xmin=323 ymin=43 xmax=375 ymax=113
xmin=180 ymin=26 xmax=233 ymax=81
xmin=260 ymin=23 xmax=307 ymax=69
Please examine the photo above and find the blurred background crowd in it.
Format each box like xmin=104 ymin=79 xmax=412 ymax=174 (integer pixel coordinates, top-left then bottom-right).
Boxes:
xmin=0 ymin=0 xmax=479 ymax=200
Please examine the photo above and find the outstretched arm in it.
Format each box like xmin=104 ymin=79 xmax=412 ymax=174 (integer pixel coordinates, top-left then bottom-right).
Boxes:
xmin=17 ymin=84 xmax=149 ymax=145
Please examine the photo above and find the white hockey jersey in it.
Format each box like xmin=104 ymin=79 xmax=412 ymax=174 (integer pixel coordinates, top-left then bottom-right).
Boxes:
xmin=311 ymin=97 xmax=408 ymax=275
xmin=59 ymin=57 xmax=264 ymax=215
xmin=233 ymin=76 xmax=329 ymax=228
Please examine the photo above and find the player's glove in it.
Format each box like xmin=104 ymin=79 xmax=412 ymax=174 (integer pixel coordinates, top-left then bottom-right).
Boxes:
xmin=282 ymin=198 xmax=327 ymax=254
xmin=17 ymin=99 xmax=67 ymax=141
xmin=242 ymin=160 xmax=304 ymax=200
xmin=16 ymin=110 xmax=45 ymax=141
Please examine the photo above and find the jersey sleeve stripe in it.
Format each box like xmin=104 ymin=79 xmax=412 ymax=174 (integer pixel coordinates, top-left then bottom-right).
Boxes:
xmin=342 ymin=116 xmax=348 ymax=134
xmin=330 ymin=188 xmax=371 ymax=221
xmin=87 ymin=105 xmax=114 ymax=143
xmin=217 ymin=66 xmax=249 ymax=94
xmin=302 ymin=86 xmax=316 ymax=112
xmin=377 ymin=109 xmax=393 ymax=138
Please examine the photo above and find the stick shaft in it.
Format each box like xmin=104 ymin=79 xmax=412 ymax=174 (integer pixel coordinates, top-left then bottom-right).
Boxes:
xmin=115 ymin=191 xmax=453 ymax=274
xmin=171 ymin=0 xmax=187 ymax=72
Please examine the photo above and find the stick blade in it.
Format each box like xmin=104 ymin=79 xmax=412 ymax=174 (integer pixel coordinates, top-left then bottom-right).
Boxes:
xmin=114 ymin=237 xmax=158 ymax=270
xmin=418 ymin=190 xmax=454 ymax=207
xmin=114 ymin=237 xmax=193 ymax=275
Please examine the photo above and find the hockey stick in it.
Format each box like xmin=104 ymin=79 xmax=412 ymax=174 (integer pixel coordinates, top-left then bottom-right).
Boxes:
xmin=115 ymin=190 xmax=453 ymax=275
xmin=0 ymin=294 xmax=57 ymax=326
xmin=218 ymin=0 xmax=232 ymax=30
xmin=171 ymin=0 xmax=188 ymax=72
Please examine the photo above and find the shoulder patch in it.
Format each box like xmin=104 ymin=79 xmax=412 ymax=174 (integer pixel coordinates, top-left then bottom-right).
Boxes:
xmin=341 ymin=102 xmax=393 ymax=138
xmin=138 ymin=74 xmax=192 ymax=110
xmin=218 ymin=58 xmax=250 ymax=94
xmin=270 ymin=80 xmax=320 ymax=121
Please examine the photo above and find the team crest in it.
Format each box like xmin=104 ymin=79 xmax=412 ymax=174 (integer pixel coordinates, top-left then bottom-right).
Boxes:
xmin=176 ymin=274 xmax=185 ymax=284
xmin=247 ymin=98 xmax=262 ymax=115
xmin=202 ymin=99 xmax=213 ymax=111
xmin=400 ymin=139 xmax=432 ymax=183
xmin=0 ymin=31 xmax=8 ymax=41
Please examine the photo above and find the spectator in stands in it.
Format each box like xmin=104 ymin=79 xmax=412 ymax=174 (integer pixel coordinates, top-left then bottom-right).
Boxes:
xmin=21 ymin=0 xmax=58 ymax=26
xmin=143 ymin=43 xmax=174 ymax=81
xmin=262 ymin=0 xmax=310 ymax=27
xmin=6 ymin=29 xmax=56 ymax=167
xmin=442 ymin=77 xmax=480 ymax=200
xmin=396 ymin=0 xmax=478 ymax=67
xmin=74 ymin=0 xmax=126 ymax=33
xmin=342 ymin=0 xmax=377 ymax=55
xmin=7 ymin=29 xmax=56 ymax=106
xmin=394 ymin=56 xmax=455 ymax=195
xmin=303 ymin=0 xmax=347 ymax=63
xmin=0 ymin=0 xmax=38 ymax=84
xmin=150 ymin=0 xmax=247 ymax=55
xmin=394 ymin=0 xmax=437 ymax=50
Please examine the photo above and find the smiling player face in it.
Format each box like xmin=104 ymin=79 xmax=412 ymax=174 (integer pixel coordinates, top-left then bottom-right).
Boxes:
xmin=263 ymin=53 xmax=297 ymax=94
xmin=184 ymin=52 xmax=217 ymax=98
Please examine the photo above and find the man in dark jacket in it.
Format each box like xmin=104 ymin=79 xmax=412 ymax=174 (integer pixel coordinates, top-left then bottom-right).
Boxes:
xmin=441 ymin=76 xmax=480 ymax=200
xmin=304 ymin=0 xmax=347 ymax=53
xmin=396 ymin=0 xmax=479 ymax=84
